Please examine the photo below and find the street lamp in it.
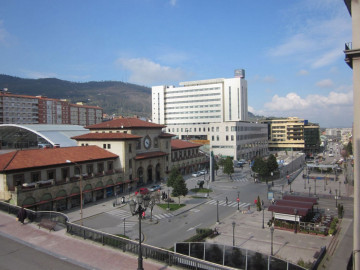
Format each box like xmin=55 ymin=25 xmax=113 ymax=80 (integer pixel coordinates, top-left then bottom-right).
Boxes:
xmin=262 ymin=200 xmax=265 ymax=229
xmin=149 ymin=196 xmax=155 ymax=221
xmin=335 ymin=189 xmax=338 ymax=208
xmin=66 ymin=160 xmax=83 ymax=226
xmin=339 ymin=181 xmax=341 ymax=198
xmin=167 ymin=188 xmax=170 ymax=210
xmin=308 ymin=186 xmax=311 ymax=197
xmin=216 ymin=200 xmax=219 ymax=223
xmin=270 ymin=225 xmax=274 ymax=256
xmin=129 ymin=193 xmax=151 ymax=270
xmin=123 ymin=218 xmax=126 ymax=236
xmin=314 ymin=178 xmax=317 ymax=195
xmin=237 ymin=192 xmax=240 ymax=212
xmin=294 ymin=208 xmax=298 ymax=234
xmin=232 ymin=221 xmax=236 ymax=246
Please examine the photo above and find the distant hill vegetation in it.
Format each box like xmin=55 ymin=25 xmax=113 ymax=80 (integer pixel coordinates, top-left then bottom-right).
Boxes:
xmin=0 ymin=74 xmax=263 ymax=120
xmin=0 ymin=74 xmax=152 ymax=118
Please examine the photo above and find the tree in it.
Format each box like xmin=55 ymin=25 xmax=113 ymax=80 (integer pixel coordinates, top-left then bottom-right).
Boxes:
xmin=267 ymin=154 xmax=278 ymax=173
xmin=256 ymin=195 xmax=262 ymax=211
xmin=167 ymin=166 xmax=181 ymax=187
xmin=218 ymin=157 xmax=226 ymax=169
xmin=172 ymin=174 xmax=188 ymax=204
xmin=223 ymin=156 xmax=234 ymax=180
xmin=346 ymin=141 xmax=353 ymax=156
xmin=252 ymin=157 xmax=269 ymax=180
xmin=214 ymin=160 xmax=219 ymax=175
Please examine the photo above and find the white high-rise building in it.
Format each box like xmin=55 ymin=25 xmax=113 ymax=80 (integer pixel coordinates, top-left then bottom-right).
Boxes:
xmin=152 ymin=70 xmax=248 ymax=140
xmin=152 ymin=70 xmax=268 ymax=160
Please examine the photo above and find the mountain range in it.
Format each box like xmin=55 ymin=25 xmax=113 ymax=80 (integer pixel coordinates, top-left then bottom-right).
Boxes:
xmin=0 ymin=74 xmax=259 ymax=120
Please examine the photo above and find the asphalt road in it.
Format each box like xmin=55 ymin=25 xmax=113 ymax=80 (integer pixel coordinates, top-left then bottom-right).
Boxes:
xmin=0 ymin=233 xmax=91 ymax=270
xmin=79 ymin=164 xmax=268 ymax=249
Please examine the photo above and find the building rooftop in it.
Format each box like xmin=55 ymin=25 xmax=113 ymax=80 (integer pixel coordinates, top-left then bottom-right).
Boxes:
xmin=86 ymin=118 xmax=165 ymax=130
xmin=0 ymin=146 xmax=118 ymax=172
xmin=72 ymin=132 xmax=142 ymax=141
xmin=171 ymin=139 xmax=202 ymax=150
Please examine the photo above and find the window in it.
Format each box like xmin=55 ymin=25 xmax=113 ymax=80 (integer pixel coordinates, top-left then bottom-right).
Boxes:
xmin=217 ymin=135 xmax=219 ymax=141
xmin=107 ymin=144 xmax=111 ymax=149
xmin=103 ymin=144 xmax=106 ymax=149
xmin=216 ymin=127 xmax=219 ymax=132
xmin=212 ymin=127 xmax=214 ymax=132
xmin=31 ymin=171 xmax=41 ymax=182
xmin=87 ymin=165 xmax=93 ymax=175
xmin=166 ymin=156 xmax=168 ymax=161
xmin=108 ymin=161 xmax=113 ymax=171
xmin=136 ymin=140 xmax=141 ymax=150
xmin=98 ymin=162 xmax=104 ymax=173
xmin=231 ymin=135 xmax=234 ymax=141
xmin=166 ymin=141 xmax=169 ymax=149
xmin=154 ymin=138 xmax=158 ymax=147
xmin=226 ymin=135 xmax=229 ymax=141
xmin=212 ymin=136 xmax=214 ymax=141
xmin=47 ymin=170 xmax=56 ymax=180
xmin=129 ymin=159 xmax=132 ymax=169
xmin=226 ymin=126 xmax=229 ymax=132
xmin=62 ymin=168 xmax=69 ymax=180
xmin=14 ymin=174 xmax=24 ymax=186
xmin=129 ymin=143 xmax=132 ymax=153
xmin=194 ymin=128 xmax=196 ymax=132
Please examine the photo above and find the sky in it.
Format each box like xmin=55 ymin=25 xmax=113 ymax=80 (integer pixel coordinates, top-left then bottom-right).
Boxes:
xmin=0 ymin=0 xmax=354 ymax=128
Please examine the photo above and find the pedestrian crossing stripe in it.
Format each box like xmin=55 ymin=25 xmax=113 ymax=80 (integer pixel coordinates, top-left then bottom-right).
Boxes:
xmin=153 ymin=213 xmax=174 ymax=220
xmin=205 ymin=200 xmax=250 ymax=209
xmin=107 ymin=209 xmax=132 ymax=219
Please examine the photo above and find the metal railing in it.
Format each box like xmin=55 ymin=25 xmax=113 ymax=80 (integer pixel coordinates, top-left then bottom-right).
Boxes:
xmin=0 ymin=201 xmax=235 ymax=270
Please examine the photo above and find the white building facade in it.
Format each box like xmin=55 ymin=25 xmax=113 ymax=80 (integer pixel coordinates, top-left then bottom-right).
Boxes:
xmin=152 ymin=70 xmax=248 ymax=141
xmin=152 ymin=70 xmax=268 ymax=160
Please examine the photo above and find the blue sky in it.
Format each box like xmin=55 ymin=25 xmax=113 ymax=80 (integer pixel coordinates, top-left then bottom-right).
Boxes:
xmin=0 ymin=0 xmax=353 ymax=128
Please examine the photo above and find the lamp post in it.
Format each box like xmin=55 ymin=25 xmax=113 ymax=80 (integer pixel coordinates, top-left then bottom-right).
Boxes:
xmin=232 ymin=221 xmax=236 ymax=246
xmin=314 ymin=178 xmax=317 ymax=195
xmin=129 ymin=193 xmax=151 ymax=270
xmin=304 ymin=177 xmax=306 ymax=189
xmin=123 ymin=218 xmax=126 ymax=236
xmin=167 ymin=188 xmax=170 ymax=211
xmin=294 ymin=208 xmax=298 ymax=234
xmin=270 ymin=225 xmax=274 ymax=256
xmin=262 ymin=200 xmax=265 ymax=229
xmin=237 ymin=192 xmax=240 ymax=212
xmin=216 ymin=200 xmax=219 ymax=223
xmin=339 ymin=181 xmax=341 ymax=198
xmin=335 ymin=189 xmax=338 ymax=208
xmin=66 ymin=160 xmax=83 ymax=226
xmin=324 ymin=177 xmax=326 ymax=191
xmin=308 ymin=186 xmax=311 ymax=197
xmin=149 ymin=196 xmax=155 ymax=222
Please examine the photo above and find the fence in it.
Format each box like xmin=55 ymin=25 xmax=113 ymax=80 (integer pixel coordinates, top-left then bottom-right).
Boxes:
xmin=0 ymin=201 xmax=235 ymax=270
xmin=175 ymin=242 xmax=308 ymax=270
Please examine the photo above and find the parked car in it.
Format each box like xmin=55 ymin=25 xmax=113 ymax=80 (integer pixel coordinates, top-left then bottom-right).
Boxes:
xmin=149 ymin=185 xmax=161 ymax=192
xmin=199 ymin=170 xmax=206 ymax=175
xmin=192 ymin=171 xmax=201 ymax=177
xmin=135 ymin=187 xmax=149 ymax=195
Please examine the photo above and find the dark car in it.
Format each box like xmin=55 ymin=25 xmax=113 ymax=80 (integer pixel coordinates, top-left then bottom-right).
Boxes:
xmin=149 ymin=185 xmax=161 ymax=192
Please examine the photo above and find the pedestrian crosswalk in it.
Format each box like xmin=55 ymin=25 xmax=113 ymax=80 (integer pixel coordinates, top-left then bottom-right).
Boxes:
xmin=106 ymin=209 xmax=136 ymax=229
xmin=152 ymin=212 xmax=174 ymax=220
xmin=205 ymin=199 xmax=251 ymax=209
xmin=231 ymin=176 xmax=248 ymax=182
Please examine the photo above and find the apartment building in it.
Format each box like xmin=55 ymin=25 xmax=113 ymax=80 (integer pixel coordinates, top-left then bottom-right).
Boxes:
xmin=0 ymin=91 xmax=102 ymax=126
xmin=209 ymin=121 xmax=268 ymax=160
xmin=261 ymin=117 xmax=320 ymax=155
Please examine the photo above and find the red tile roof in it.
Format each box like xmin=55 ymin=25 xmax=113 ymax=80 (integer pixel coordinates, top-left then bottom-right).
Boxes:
xmin=0 ymin=146 xmax=118 ymax=172
xmin=134 ymin=151 xmax=168 ymax=160
xmin=268 ymin=205 xmax=309 ymax=217
xmin=171 ymin=139 xmax=202 ymax=150
xmin=159 ymin=132 xmax=176 ymax=138
xmin=86 ymin=118 xmax=165 ymax=130
xmin=72 ymin=132 xmax=141 ymax=141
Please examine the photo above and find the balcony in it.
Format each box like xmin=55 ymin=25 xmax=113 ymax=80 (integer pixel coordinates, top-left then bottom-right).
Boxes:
xmin=344 ymin=42 xmax=360 ymax=69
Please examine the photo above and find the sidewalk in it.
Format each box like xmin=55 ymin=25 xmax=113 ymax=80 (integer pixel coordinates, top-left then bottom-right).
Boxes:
xmin=0 ymin=211 xmax=176 ymax=270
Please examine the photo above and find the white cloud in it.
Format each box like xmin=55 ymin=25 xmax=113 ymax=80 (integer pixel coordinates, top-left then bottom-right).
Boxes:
xmin=268 ymin=4 xmax=351 ymax=69
xmin=316 ymin=79 xmax=334 ymax=88
xmin=297 ymin=69 xmax=309 ymax=76
xmin=22 ymin=70 xmax=58 ymax=79
xmin=0 ymin=20 xmax=9 ymax=45
xmin=311 ymin=49 xmax=343 ymax=68
xmin=248 ymin=106 xmax=255 ymax=113
xmin=116 ymin=57 xmax=190 ymax=85
xmin=169 ymin=0 xmax=177 ymax=6
xmin=256 ymin=90 xmax=353 ymax=127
